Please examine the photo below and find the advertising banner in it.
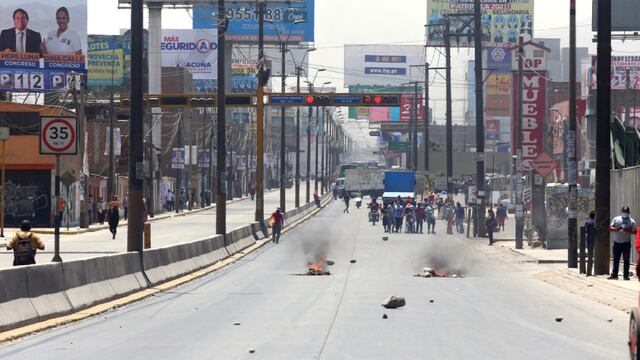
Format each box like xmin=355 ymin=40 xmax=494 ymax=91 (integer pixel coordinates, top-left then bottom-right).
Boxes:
xmin=193 ymin=1 xmax=314 ymax=44
xmin=486 ymin=118 xmax=500 ymax=142
xmin=162 ymin=29 xmax=218 ymax=92
xmin=486 ymin=47 xmax=512 ymax=72
xmin=400 ymin=93 xmax=425 ymax=121
xmin=88 ymin=35 xmax=123 ymax=89
xmin=427 ymin=0 xmax=534 ymax=48
xmin=588 ymin=55 xmax=640 ymax=90
xmin=0 ymin=0 xmax=87 ymax=92
xmin=171 ymin=148 xmax=185 ymax=169
xmin=104 ymin=127 xmax=122 ymax=156
xmin=197 ymin=151 xmax=210 ymax=168
xmin=232 ymin=59 xmax=258 ymax=93
xmin=512 ymin=72 xmax=546 ymax=171
xmin=344 ymin=45 xmax=425 ymax=87
xmin=486 ymin=95 xmax=511 ymax=116
xmin=486 ymin=74 xmax=511 ymax=117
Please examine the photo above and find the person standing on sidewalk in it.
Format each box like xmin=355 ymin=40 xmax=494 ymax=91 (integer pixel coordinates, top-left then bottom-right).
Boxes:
xmin=6 ymin=220 xmax=45 ymax=266
xmin=426 ymin=201 xmax=436 ymax=234
xmin=270 ymin=207 xmax=284 ymax=244
xmin=122 ymin=194 xmax=128 ymax=220
xmin=608 ymin=206 xmax=637 ymax=280
xmin=584 ymin=211 xmax=596 ymax=276
xmin=496 ymin=203 xmax=507 ymax=231
xmin=98 ymin=197 xmax=106 ymax=225
xmin=108 ymin=195 xmax=120 ymax=240
xmin=455 ymin=202 xmax=465 ymax=234
xmin=486 ymin=209 xmax=497 ymax=245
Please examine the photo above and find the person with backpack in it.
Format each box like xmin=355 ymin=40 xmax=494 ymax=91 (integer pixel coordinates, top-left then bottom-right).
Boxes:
xmin=270 ymin=207 xmax=284 ymax=244
xmin=108 ymin=195 xmax=120 ymax=239
xmin=6 ymin=220 xmax=44 ymax=266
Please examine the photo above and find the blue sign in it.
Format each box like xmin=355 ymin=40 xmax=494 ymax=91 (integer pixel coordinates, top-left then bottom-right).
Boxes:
xmin=486 ymin=47 xmax=512 ymax=72
xmin=364 ymin=67 xmax=407 ymax=76
xmin=171 ymin=148 xmax=185 ymax=169
xmin=365 ymin=55 xmax=407 ymax=63
xmin=193 ymin=1 xmax=315 ymax=44
xmin=197 ymin=151 xmax=210 ymax=168
xmin=0 ymin=53 xmax=86 ymax=92
xmin=270 ymin=95 xmax=305 ymax=105
xmin=333 ymin=96 xmax=361 ymax=105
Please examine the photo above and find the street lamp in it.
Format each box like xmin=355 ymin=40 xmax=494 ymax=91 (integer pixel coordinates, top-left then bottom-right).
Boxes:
xmin=293 ymin=47 xmax=315 ymax=208
xmin=304 ymin=69 xmax=326 ymax=203
xmin=264 ymin=18 xmax=306 ymax=213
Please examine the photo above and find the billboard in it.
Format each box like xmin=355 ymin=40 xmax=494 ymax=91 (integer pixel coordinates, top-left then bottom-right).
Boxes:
xmin=426 ymin=0 xmax=534 ymax=48
xmin=513 ymin=72 xmax=546 ymax=171
xmin=485 ymin=74 xmax=511 ymax=116
xmin=0 ymin=0 xmax=87 ymax=92
xmin=232 ymin=59 xmax=258 ymax=93
xmin=593 ymin=0 xmax=640 ymax=32
xmin=344 ymin=45 xmax=425 ymax=87
xmin=162 ymin=29 xmax=218 ymax=93
xmin=486 ymin=47 xmax=512 ymax=72
xmin=588 ymin=56 xmax=640 ymax=90
xmin=400 ymin=93 xmax=425 ymax=121
xmin=193 ymin=1 xmax=314 ymax=44
xmin=87 ymin=35 xmax=123 ymax=89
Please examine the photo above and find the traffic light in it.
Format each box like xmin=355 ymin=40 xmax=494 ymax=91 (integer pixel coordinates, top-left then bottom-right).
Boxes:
xmin=362 ymin=95 xmax=400 ymax=107
xmin=305 ymin=95 xmax=331 ymax=106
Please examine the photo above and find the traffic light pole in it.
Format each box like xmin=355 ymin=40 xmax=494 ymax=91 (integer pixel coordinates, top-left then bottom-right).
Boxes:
xmin=255 ymin=2 xmax=266 ymax=222
xmin=295 ymin=67 xmax=301 ymax=208
xmin=280 ymin=42 xmax=286 ymax=213
xmin=321 ymin=107 xmax=325 ymax=195
xmin=315 ymin=106 xmax=320 ymax=193
xmin=216 ymin=0 xmax=227 ymax=235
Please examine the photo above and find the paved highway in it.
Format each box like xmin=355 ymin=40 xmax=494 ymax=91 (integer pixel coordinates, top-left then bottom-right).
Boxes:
xmin=0 ymin=201 xmax=627 ymax=359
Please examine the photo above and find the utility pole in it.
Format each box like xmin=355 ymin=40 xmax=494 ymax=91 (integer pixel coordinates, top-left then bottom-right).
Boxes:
xmin=594 ymin=0 xmax=612 ymax=275
xmin=306 ymin=82 xmax=312 ymax=203
xmin=315 ymin=106 xmax=320 ymax=193
xmin=176 ymin=117 xmax=183 ymax=213
xmin=567 ymin=0 xmax=578 ymax=268
xmin=474 ymin=0 xmax=487 ymax=237
xmin=280 ymin=42 xmax=286 ymax=212
xmin=295 ymin=67 xmax=301 ymax=208
xmin=444 ymin=19 xmax=454 ymax=193
xmin=515 ymin=36 xmax=524 ymax=250
xmin=108 ymin=86 xmax=115 ymax=202
xmin=127 ymin=0 xmax=144 ymax=253
xmin=255 ymin=1 xmax=266 ymax=222
xmin=424 ymin=63 xmax=430 ymax=174
xmin=320 ymin=108 xmax=325 ymax=195
xmin=216 ymin=0 xmax=227 ymax=235
xmin=412 ymin=82 xmax=419 ymax=171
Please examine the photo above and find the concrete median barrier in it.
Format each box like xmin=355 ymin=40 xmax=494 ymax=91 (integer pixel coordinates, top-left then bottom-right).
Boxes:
xmin=0 ymin=266 xmax=38 ymax=331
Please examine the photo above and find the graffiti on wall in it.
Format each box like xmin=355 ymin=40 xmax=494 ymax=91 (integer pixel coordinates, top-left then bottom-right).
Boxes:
xmin=4 ymin=181 xmax=49 ymax=218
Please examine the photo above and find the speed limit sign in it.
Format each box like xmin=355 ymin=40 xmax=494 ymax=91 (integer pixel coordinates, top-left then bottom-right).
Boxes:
xmin=40 ymin=116 xmax=78 ymax=155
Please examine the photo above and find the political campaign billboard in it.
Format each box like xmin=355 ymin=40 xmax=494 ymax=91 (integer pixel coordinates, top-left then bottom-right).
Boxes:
xmin=344 ymin=45 xmax=425 ymax=87
xmin=193 ymin=1 xmax=314 ymax=44
xmin=426 ymin=0 xmax=534 ymax=48
xmin=162 ymin=29 xmax=218 ymax=93
xmin=0 ymin=0 xmax=87 ymax=92
xmin=87 ymin=35 xmax=123 ymax=89
xmin=588 ymin=56 xmax=640 ymax=91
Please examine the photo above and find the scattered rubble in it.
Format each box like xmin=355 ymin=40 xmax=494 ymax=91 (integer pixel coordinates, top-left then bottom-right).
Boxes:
xmin=234 ymin=322 xmax=241 ymax=326
xmin=414 ymin=267 xmax=465 ymax=278
xmin=429 ymin=299 xmax=434 ymax=303
xmin=382 ymin=314 xmax=388 ymax=319
xmin=249 ymin=349 xmax=255 ymax=354
xmin=381 ymin=296 xmax=406 ymax=309
xmin=305 ymin=257 xmax=330 ymax=275
xmin=326 ymin=260 xmax=335 ymax=266
xmin=555 ymin=317 xmax=563 ymax=322
xmin=350 ymin=259 xmax=357 ymax=264
xmin=382 ymin=236 xmax=389 ymax=241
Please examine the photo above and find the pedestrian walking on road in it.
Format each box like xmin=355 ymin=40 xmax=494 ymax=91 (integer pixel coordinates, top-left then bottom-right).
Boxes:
xmin=108 ymin=195 xmax=120 ymax=239
xmin=98 ymin=197 xmax=106 ymax=225
xmin=270 ymin=207 xmax=284 ymax=244
xmin=343 ymin=192 xmax=351 ymax=213
xmin=249 ymin=184 xmax=255 ymax=201
xmin=608 ymin=206 xmax=637 ymax=280
xmin=392 ymin=200 xmax=404 ymax=233
xmin=332 ymin=185 xmax=338 ymax=200
xmin=584 ymin=211 xmax=596 ymax=276
xmin=382 ymin=204 xmax=392 ymax=233
xmin=455 ymin=202 xmax=465 ymax=234
xmin=313 ymin=190 xmax=321 ymax=207
xmin=6 ymin=220 xmax=44 ymax=266
xmin=496 ymin=203 xmax=507 ymax=231
xmin=426 ymin=202 xmax=436 ymax=234
xmin=123 ymin=194 xmax=128 ymax=220
xmin=486 ymin=209 xmax=497 ymax=245
xmin=415 ymin=203 xmax=425 ymax=234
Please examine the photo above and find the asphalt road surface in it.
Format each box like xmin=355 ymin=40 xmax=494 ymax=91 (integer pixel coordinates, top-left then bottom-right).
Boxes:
xmin=0 ymin=201 xmax=628 ymax=359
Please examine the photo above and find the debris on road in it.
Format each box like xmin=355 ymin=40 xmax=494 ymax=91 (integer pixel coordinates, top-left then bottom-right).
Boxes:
xmin=382 ymin=314 xmax=388 ymax=319
xmin=382 ymin=236 xmax=389 ymax=241
xmin=234 ymin=322 xmax=241 ymax=326
xmin=300 ymin=257 xmax=330 ymax=276
xmin=429 ymin=299 xmax=434 ymax=303
xmin=382 ymin=296 xmax=406 ymax=309
xmin=414 ymin=267 xmax=465 ymax=278
xmin=350 ymin=259 xmax=357 ymax=264
xmin=249 ymin=349 xmax=255 ymax=354
xmin=326 ymin=260 xmax=335 ymax=266
xmin=555 ymin=317 xmax=563 ymax=322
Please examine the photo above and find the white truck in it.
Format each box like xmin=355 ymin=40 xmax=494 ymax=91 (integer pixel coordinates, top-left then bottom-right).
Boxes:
xmin=344 ymin=168 xmax=385 ymax=196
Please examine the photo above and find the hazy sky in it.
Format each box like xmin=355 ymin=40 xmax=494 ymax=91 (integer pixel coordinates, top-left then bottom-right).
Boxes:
xmin=88 ymin=0 xmax=640 ymax=123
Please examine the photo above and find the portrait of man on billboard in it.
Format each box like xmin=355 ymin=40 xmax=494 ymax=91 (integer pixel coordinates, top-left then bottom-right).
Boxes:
xmin=43 ymin=7 xmax=82 ymax=55
xmin=0 ymin=8 xmax=43 ymax=54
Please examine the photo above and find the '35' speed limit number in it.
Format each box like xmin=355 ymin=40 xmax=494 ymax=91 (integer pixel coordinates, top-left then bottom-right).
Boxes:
xmin=40 ymin=116 xmax=78 ymax=155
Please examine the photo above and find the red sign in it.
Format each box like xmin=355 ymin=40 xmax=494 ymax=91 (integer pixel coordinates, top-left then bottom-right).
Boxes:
xmin=400 ymin=93 xmax=424 ymax=121
xmin=531 ymin=153 xmax=556 ymax=177
xmin=513 ymin=72 xmax=546 ymax=171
